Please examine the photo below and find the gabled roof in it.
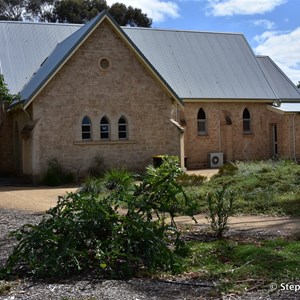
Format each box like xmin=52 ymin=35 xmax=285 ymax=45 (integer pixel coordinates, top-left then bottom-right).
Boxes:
xmin=1 ymin=14 xmax=300 ymax=106
xmin=256 ymin=56 xmax=300 ymax=102
xmin=0 ymin=20 xmax=80 ymax=94
xmin=19 ymin=13 xmax=103 ymax=107
xmin=15 ymin=12 xmax=182 ymax=108
xmin=123 ymin=27 xmax=278 ymax=100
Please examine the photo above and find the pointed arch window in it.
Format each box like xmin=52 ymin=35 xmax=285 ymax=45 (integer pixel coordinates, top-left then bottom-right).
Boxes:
xmin=197 ymin=108 xmax=207 ymax=135
xmin=118 ymin=116 xmax=128 ymax=140
xmin=243 ymin=108 xmax=251 ymax=133
xmin=100 ymin=116 xmax=110 ymax=140
xmin=82 ymin=116 xmax=92 ymax=140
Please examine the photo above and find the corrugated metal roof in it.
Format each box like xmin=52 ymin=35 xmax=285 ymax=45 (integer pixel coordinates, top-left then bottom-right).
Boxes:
xmin=256 ymin=56 xmax=300 ymax=101
xmin=0 ymin=21 xmax=81 ymax=94
xmin=123 ymin=27 xmax=277 ymax=100
xmin=1 ymin=16 xmax=299 ymax=103
xmin=269 ymin=103 xmax=300 ymax=113
xmin=20 ymin=14 xmax=102 ymax=104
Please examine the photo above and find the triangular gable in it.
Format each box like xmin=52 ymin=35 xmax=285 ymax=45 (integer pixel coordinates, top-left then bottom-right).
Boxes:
xmin=15 ymin=11 xmax=182 ymax=110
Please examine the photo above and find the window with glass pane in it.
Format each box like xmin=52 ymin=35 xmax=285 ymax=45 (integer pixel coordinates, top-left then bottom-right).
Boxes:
xmin=197 ymin=108 xmax=207 ymax=135
xmin=118 ymin=116 xmax=128 ymax=139
xmin=100 ymin=116 xmax=110 ymax=140
xmin=243 ymin=108 xmax=251 ymax=133
xmin=82 ymin=116 xmax=91 ymax=140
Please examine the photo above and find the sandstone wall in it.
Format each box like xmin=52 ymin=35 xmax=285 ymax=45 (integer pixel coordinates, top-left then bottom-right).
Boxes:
xmin=183 ymin=102 xmax=294 ymax=168
xmin=29 ymin=19 xmax=181 ymax=179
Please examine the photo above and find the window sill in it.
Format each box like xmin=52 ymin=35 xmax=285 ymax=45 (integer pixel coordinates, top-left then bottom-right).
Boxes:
xmin=74 ymin=140 xmax=137 ymax=145
xmin=197 ymin=133 xmax=208 ymax=137
xmin=243 ymin=132 xmax=253 ymax=136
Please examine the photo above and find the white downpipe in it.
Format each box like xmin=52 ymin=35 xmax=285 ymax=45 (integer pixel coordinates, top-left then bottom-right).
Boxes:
xmin=180 ymin=130 xmax=186 ymax=172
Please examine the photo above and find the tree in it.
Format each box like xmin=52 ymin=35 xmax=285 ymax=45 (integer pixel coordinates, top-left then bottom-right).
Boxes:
xmin=0 ymin=74 xmax=17 ymax=103
xmin=25 ymin=0 xmax=56 ymax=22
xmin=297 ymin=81 xmax=300 ymax=89
xmin=24 ymin=0 xmax=152 ymax=26
xmin=108 ymin=3 xmax=151 ymax=27
xmin=53 ymin=0 xmax=107 ymax=23
xmin=0 ymin=0 xmax=27 ymax=20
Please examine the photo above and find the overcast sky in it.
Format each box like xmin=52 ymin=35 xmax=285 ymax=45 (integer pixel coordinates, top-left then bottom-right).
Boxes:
xmin=106 ymin=0 xmax=300 ymax=85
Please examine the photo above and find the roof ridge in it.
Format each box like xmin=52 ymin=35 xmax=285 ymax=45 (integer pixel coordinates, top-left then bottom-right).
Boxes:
xmin=122 ymin=26 xmax=243 ymax=36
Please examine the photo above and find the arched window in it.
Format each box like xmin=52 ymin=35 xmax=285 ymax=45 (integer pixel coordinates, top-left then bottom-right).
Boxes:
xmin=243 ymin=108 xmax=251 ymax=133
xmin=118 ymin=116 xmax=128 ymax=140
xmin=82 ymin=116 xmax=91 ymax=140
xmin=100 ymin=116 xmax=110 ymax=140
xmin=197 ymin=108 xmax=207 ymax=135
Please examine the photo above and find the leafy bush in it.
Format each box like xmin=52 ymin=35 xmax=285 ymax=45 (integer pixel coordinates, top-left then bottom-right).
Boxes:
xmin=217 ymin=163 xmax=238 ymax=177
xmin=103 ymin=168 xmax=134 ymax=191
xmin=206 ymin=185 xmax=235 ymax=238
xmin=134 ymin=156 xmax=197 ymax=225
xmin=176 ymin=173 xmax=207 ymax=186
xmin=42 ymin=159 xmax=75 ymax=186
xmin=79 ymin=176 xmax=104 ymax=194
xmin=3 ymin=156 xmax=193 ymax=279
xmin=200 ymin=159 xmax=300 ymax=216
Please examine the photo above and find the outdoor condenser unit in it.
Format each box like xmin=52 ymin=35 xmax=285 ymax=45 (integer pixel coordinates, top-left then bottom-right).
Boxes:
xmin=208 ymin=152 xmax=224 ymax=168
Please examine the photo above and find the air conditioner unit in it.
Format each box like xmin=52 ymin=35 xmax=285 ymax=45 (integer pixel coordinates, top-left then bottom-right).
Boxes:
xmin=209 ymin=152 xmax=223 ymax=168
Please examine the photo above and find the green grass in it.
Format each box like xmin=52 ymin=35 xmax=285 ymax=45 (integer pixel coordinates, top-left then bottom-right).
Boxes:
xmin=183 ymin=160 xmax=300 ymax=216
xmin=181 ymin=238 xmax=300 ymax=293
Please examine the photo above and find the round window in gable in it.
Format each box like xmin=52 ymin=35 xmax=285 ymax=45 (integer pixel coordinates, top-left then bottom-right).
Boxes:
xmin=99 ymin=57 xmax=111 ymax=71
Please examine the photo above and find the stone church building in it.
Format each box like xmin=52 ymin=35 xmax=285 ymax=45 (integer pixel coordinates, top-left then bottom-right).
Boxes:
xmin=1 ymin=12 xmax=300 ymax=182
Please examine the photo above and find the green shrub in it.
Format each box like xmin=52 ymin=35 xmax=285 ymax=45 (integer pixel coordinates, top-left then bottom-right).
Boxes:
xmin=217 ymin=163 xmax=238 ymax=176
xmin=202 ymin=159 xmax=300 ymax=216
xmin=103 ymin=168 xmax=133 ymax=191
xmin=42 ymin=159 xmax=75 ymax=186
xmin=79 ymin=176 xmax=104 ymax=194
xmin=134 ymin=156 xmax=196 ymax=225
xmin=176 ymin=173 xmax=207 ymax=186
xmin=3 ymin=156 xmax=193 ymax=279
xmin=206 ymin=185 xmax=235 ymax=238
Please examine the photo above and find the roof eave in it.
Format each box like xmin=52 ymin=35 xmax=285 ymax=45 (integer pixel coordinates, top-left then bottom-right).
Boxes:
xmin=183 ymin=98 xmax=275 ymax=103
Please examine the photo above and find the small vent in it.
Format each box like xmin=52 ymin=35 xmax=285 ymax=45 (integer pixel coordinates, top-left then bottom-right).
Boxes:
xmin=99 ymin=58 xmax=111 ymax=70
